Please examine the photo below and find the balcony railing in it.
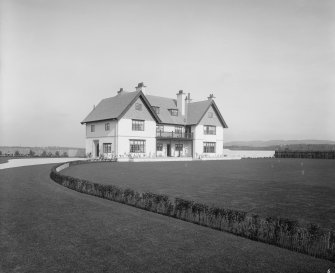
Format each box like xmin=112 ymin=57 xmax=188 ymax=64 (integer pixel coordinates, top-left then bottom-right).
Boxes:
xmin=156 ymin=131 xmax=193 ymax=139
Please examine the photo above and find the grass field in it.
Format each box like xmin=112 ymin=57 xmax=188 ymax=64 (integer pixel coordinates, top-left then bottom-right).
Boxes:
xmin=0 ymin=158 xmax=9 ymax=164
xmin=62 ymin=159 xmax=335 ymax=229
xmin=1 ymin=164 xmax=334 ymax=272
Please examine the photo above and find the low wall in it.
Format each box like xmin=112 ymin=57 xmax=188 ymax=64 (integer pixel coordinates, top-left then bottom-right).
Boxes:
xmin=50 ymin=160 xmax=335 ymax=262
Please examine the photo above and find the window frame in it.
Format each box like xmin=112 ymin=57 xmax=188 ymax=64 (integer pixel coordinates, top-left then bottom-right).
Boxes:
xmin=132 ymin=119 xmax=145 ymax=131
xmin=129 ymin=139 xmax=146 ymax=153
xmin=156 ymin=125 xmax=164 ymax=132
xmin=103 ymin=143 xmax=112 ymax=153
xmin=169 ymin=109 xmax=178 ymax=116
xmin=90 ymin=124 xmax=95 ymax=132
xmin=156 ymin=143 xmax=163 ymax=151
xmin=175 ymin=126 xmax=183 ymax=134
xmin=105 ymin=122 xmax=110 ymax=131
xmin=203 ymin=142 xmax=216 ymax=153
xmin=152 ymin=106 xmax=160 ymax=114
xmin=175 ymin=144 xmax=183 ymax=151
xmin=203 ymin=125 xmax=216 ymax=135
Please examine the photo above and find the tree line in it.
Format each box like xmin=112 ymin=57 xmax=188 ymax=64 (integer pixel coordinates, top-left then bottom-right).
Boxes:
xmin=0 ymin=150 xmax=68 ymax=157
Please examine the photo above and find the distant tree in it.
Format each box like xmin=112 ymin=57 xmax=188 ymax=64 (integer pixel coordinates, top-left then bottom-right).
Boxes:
xmin=0 ymin=150 xmax=2 ymax=156
xmin=14 ymin=150 xmax=20 ymax=156
xmin=55 ymin=151 xmax=60 ymax=157
xmin=29 ymin=149 xmax=35 ymax=157
xmin=62 ymin=151 xmax=68 ymax=157
xmin=41 ymin=150 xmax=47 ymax=157
xmin=47 ymin=152 xmax=53 ymax=157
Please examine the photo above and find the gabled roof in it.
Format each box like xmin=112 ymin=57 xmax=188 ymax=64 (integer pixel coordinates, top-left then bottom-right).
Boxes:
xmin=187 ymin=99 xmax=228 ymax=128
xmin=186 ymin=100 xmax=212 ymax=125
xmin=81 ymin=91 xmax=160 ymax=124
xmin=81 ymin=90 xmax=227 ymax=128
xmin=146 ymin=95 xmax=186 ymax=125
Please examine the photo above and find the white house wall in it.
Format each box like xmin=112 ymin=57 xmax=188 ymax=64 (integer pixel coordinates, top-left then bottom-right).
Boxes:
xmin=193 ymin=105 xmax=225 ymax=157
xmin=117 ymin=97 xmax=156 ymax=157
xmin=85 ymin=120 xmax=117 ymax=157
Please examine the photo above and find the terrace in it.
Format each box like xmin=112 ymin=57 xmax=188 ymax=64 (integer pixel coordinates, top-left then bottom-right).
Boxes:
xmin=156 ymin=131 xmax=193 ymax=140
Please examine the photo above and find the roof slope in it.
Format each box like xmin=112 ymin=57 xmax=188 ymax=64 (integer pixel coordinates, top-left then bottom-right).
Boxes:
xmin=81 ymin=91 xmax=157 ymax=124
xmin=81 ymin=91 xmax=227 ymax=127
xmin=146 ymin=95 xmax=186 ymax=125
xmin=186 ymin=100 xmax=212 ymax=125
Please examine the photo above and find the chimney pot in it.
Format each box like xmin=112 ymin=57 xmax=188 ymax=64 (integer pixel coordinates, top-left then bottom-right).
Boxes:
xmin=207 ymin=93 xmax=215 ymax=100
xmin=117 ymin=88 xmax=124 ymax=94
xmin=135 ymin=82 xmax=147 ymax=93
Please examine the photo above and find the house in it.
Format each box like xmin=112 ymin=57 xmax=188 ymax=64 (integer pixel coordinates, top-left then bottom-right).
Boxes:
xmin=81 ymin=82 xmax=228 ymax=159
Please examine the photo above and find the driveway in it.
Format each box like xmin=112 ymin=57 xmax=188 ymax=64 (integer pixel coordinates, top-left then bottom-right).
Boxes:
xmin=0 ymin=158 xmax=86 ymax=170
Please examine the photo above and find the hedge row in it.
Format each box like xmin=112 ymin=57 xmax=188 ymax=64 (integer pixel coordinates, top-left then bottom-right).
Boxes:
xmin=50 ymin=161 xmax=335 ymax=262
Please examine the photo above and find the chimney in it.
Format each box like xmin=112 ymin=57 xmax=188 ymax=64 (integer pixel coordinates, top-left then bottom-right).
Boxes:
xmin=186 ymin=93 xmax=192 ymax=104
xmin=207 ymin=93 xmax=215 ymax=100
xmin=117 ymin=88 xmax=124 ymax=95
xmin=176 ymin=90 xmax=186 ymax=116
xmin=135 ymin=82 xmax=146 ymax=94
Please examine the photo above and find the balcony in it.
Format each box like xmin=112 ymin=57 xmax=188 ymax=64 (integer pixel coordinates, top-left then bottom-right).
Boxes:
xmin=156 ymin=131 xmax=193 ymax=140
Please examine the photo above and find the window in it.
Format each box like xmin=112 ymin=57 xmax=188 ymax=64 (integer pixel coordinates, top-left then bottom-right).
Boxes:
xmin=91 ymin=124 xmax=95 ymax=132
xmin=152 ymin=106 xmax=160 ymax=114
xmin=203 ymin=125 xmax=216 ymax=135
xmin=156 ymin=125 xmax=164 ymax=132
xmin=156 ymin=143 xmax=163 ymax=151
xmin=130 ymin=140 xmax=145 ymax=153
xmin=169 ymin=109 xmax=178 ymax=116
xmin=103 ymin=143 xmax=111 ymax=153
xmin=132 ymin=119 xmax=144 ymax=131
xmin=175 ymin=144 xmax=183 ymax=151
xmin=175 ymin=126 xmax=183 ymax=134
xmin=208 ymin=112 xmax=213 ymax=118
xmin=135 ymin=103 xmax=142 ymax=111
xmin=105 ymin=123 xmax=110 ymax=131
xmin=203 ymin=142 xmax=216 ymax=153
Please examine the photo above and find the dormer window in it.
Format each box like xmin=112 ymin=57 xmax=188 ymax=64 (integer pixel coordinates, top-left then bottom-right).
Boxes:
xmin=152 ymin=106 xmax=160 ymax=114
xmin=169 ymin=109 xmax=178 ymax=116
xmin=135 ymin=103 xmax=142 ymax=111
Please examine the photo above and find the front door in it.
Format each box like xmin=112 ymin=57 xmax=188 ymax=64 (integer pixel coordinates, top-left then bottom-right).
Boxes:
xmin=167 ymin=144 xmax=171 ymax=157
xmin=96 ymin=143 xmax=99 ymax=157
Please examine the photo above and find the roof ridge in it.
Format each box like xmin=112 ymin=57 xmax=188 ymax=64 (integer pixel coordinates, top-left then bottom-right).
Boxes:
xmin=146 ymin=94 xmax=176 ymax=101
xmin=102 ymin=90 xmax=139 ymax=101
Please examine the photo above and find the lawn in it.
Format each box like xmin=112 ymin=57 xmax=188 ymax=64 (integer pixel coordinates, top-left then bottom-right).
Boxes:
xmin=0 ymin=158 xmax=9 ymax=164
xmin=0 ymin=164 xmax=334 ymax=272
xmin=62 ymin=159 xmax=335 ymax=229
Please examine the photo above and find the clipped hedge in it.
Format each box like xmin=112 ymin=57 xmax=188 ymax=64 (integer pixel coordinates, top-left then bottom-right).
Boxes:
xmin=50 ymin=161 xmax=335 ymax=262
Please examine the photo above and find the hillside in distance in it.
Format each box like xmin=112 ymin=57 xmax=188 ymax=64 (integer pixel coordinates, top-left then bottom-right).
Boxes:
xmin=223 ymin=140 xmax=335 ymax=151
xmin=223 ymin=140 xmax=335 ymax=147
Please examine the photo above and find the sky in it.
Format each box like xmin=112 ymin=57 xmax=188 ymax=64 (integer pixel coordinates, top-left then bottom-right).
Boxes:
xmin=1 ymin=0 xmax=334 ymax=147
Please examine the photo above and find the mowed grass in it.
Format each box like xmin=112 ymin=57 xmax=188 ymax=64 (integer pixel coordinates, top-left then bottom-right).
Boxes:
xmin=0 ymin=158 xmax=9 ymax=164
xmin=62 ymin=159 xmax=335 ymax=229
xmin=1 ymin=164 xmax=334 ymax=272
